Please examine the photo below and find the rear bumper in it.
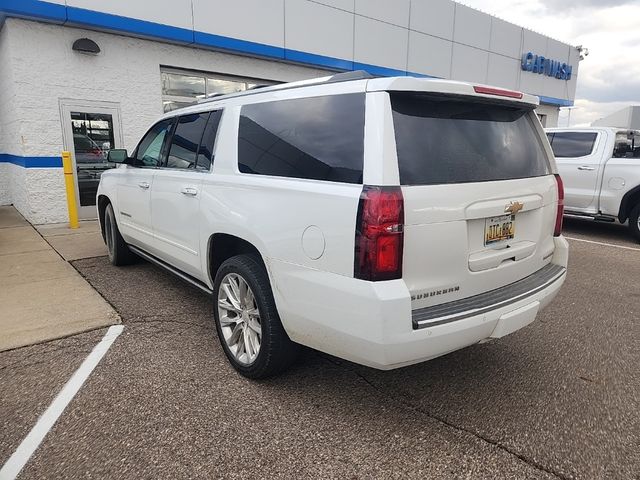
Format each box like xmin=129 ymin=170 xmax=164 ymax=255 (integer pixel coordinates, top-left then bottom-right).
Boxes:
xmin=412 ymin=263 xmax=565 ymax=329
xmin=268 ymin=236 xmax=568 ymax=370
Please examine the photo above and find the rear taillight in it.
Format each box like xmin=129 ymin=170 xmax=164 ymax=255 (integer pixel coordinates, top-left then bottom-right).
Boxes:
xmin=554 ymin=174 xmax=564 ymax=236
xmin=354 ymin=186 xmax=404 ymax=281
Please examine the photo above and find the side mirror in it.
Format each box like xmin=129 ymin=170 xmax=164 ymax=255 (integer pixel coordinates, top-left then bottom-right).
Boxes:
xmin=107 ymin=149 xmax=129 ymax=164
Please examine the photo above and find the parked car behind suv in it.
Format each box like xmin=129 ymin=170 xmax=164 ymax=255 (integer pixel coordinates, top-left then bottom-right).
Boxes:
xmin=98 ymin=72 xmax=568 ymax=378
xmin=545 ymin=127 xmax=640 ymax=241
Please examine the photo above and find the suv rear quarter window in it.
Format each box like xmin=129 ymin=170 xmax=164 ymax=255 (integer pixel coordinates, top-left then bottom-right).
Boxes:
xmin=237 ymin=93 xmax=365 ymax=184
xmin=391 ymin=93 xmax=550 ymax=185
xmin=196 ymin=110 xmax=222 ymax=171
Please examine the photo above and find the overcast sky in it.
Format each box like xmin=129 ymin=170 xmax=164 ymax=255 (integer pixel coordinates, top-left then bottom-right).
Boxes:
xmin=460 ymin=0 xmax=640 ymax=126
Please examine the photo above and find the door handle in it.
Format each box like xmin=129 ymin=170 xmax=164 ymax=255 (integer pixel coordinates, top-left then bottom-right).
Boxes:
xmin=180 ymin=187 xmax=198 ymax=196
xmin=138 ymin=181 xmax=150 ymax=189
xmin=577 ymin=166 xmax=595 ymax=171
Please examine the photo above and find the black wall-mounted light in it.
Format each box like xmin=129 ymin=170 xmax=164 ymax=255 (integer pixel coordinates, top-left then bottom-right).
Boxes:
xmin=72 ymin=38 xmax=101 ymax=55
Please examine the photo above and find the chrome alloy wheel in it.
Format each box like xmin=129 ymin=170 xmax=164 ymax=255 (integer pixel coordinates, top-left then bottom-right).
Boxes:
xmin=217 ymin=273 xmax=262 ymax=365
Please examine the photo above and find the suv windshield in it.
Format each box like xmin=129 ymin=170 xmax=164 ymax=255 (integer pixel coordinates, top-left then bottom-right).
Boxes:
xmin=391 ymin=93 xmax=550 ymax=185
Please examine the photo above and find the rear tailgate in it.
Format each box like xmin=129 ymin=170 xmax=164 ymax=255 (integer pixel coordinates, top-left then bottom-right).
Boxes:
xmin=389 ymin=91 xmax=559 ymax=312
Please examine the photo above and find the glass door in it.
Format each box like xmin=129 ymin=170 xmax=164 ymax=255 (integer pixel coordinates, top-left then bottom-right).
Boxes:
xmin=60 ymin=101 xmax=123 ymax=219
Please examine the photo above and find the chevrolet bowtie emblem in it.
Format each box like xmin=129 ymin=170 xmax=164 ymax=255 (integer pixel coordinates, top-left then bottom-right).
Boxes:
xmin=505 ymin=201 xmax=524 ymax=215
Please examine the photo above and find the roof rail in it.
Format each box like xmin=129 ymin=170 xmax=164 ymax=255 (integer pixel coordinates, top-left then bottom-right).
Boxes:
xmin=325 ymin=70 xmax=375 ymax=83
xmin=197 ymin=70 xmax=376 ymax=104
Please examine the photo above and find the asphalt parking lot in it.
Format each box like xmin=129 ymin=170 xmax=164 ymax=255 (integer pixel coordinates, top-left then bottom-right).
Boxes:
xmin=1 ymin=217 xmax=639 ymax=479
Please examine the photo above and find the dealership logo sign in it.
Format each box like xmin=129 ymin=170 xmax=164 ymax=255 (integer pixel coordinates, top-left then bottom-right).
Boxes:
xmin=521 ymin=52 xmax=572 ymax=80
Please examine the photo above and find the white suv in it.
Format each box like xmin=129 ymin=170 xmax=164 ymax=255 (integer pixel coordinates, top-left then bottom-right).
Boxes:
xmin=98 ymin=72 xmax=568 ymax=378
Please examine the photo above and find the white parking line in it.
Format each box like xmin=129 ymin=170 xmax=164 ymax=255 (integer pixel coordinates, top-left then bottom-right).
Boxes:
xmin=0 ymin=325 xmax=124 ymax=480
xmin=565 ymin=236 xmax=640 ymax=252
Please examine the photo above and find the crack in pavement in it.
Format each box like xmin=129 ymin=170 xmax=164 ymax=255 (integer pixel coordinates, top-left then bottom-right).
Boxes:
xmin=125 ymin=315 xmax=208 ymax=327
xmin=0 ymin=317 xmax=208 ymax=372
xmin=0 ymin=334 xmax=106 ymax=372
xmin=123 ymin=321 xmax=209 ymax=342
xmin=68 ymin=259 xmax=124 ymax=321
xmin=322 ymin=356 xmax=572 ymax=480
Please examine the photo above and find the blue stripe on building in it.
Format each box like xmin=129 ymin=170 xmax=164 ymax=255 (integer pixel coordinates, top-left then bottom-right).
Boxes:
xmin=0 ymin=154 xmax=63 ymax=168
xmin=66 ymin=6 xmax=194 ymax=44
xmin=537 ymin=95 xmax=574 ymax=107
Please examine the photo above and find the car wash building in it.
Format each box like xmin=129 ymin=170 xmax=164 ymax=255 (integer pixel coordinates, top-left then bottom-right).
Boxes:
xmin=0 ymin=0 xmax=580 ymax=224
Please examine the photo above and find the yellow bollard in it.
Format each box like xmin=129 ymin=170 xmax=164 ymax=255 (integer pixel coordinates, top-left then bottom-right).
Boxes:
xmin=62 ymin=151 xmax=79 ymax=229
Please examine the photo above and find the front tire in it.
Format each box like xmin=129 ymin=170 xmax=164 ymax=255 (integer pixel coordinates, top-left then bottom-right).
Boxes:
xmin=104 ymin=203 xmax=136 ymax=266
xmin=213 ymin=254 xmax=299 ymax=379
xmin=629 ymin=203 xmax=640 ymax=242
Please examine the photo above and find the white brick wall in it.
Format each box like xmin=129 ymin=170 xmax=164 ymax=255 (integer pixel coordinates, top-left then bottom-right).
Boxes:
xmin=6 ymin=163 xmax=28 ymax=219
xmin=0 ymin=18 xmax=330 ymax=223
xmin=0 ymin=23 xmax=20 ymax=157
xmin=26 ymin=168 xmax=69 ymax=224
xmin=0 ymin=164 xmax=11 ymax=205
xmin=0 ymin=23 xmax=20 ymax=208
xmin=0 ymin=163 xmax=67 ymax=224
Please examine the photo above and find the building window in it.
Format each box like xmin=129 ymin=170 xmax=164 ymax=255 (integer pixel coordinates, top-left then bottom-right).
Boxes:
xmin=160 ymin=67 xmax=272 ymax=112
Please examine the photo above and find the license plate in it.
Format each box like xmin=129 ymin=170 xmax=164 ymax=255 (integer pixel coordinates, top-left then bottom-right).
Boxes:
xmin=484 ymin=214 xmax=515 ymax=246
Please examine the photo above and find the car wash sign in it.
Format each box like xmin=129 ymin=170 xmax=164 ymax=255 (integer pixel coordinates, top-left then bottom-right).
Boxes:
xmin=521 ymin=52 xmax=572 ymax=80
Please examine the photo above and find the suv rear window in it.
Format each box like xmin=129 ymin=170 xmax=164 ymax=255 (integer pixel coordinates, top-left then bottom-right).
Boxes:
xmin=391 ymin=93 xmax=550 ymax=185
xmin=238 ymin=93 xmax=365 ymax=184
xmin=547 ymin=132 xmax=597 ymax=158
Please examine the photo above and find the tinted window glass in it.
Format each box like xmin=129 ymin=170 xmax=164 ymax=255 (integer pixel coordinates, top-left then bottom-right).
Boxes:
xmin=197 ymin=110 xmax=222 ymax=171
xmin=391 ymin=93 xmax=550 ymax=185
xmin=547 ymin=132 xmax=597 ymax=157
xmin=167 ymin=113 xmax=210 ymax=169
xmin=135 ymin=119 xmax=173 ymax=167
xmin=238 ymin=93 xmax=365 ymax=184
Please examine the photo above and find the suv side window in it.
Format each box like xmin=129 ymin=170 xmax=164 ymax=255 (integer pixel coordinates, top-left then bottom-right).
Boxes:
xmin=547 ymin=132 xmax=598 ymax=158
xmin=196 ymin=110 xmax=223 ymax=171
xmin=135 ymin=119 xmax=173 ymax=167
xmin=237 ymin=93 xmax=365 ymax=184
xmin=166 ymin=112 xmax=210 ymax=169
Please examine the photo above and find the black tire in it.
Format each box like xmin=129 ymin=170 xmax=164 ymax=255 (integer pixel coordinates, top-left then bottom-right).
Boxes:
xmin=629 ymin=203 xmax=640 ymax=242
xmin=104 ymin=203 xmax=136 ymax=266
xmin=212 ymin=254 xmax=299 ymax=379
